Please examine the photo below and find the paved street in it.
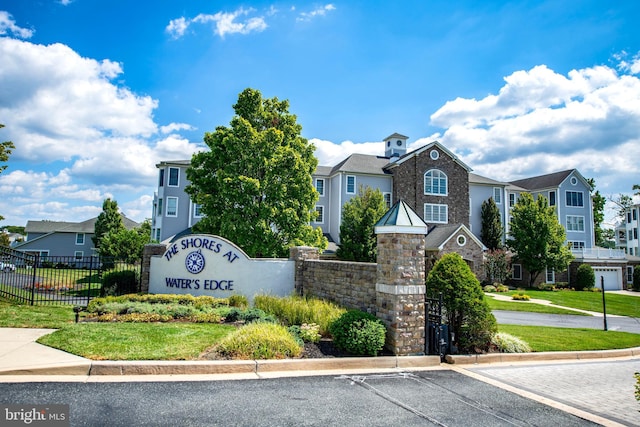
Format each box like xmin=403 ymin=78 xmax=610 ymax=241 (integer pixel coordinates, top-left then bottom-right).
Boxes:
xmin=0 ymin=369 xmax=601 ymax=426
xmin=493 ymin=310 xmax=640 ymax=334
xmin=468 ymin=358 xmax=640 ymax=426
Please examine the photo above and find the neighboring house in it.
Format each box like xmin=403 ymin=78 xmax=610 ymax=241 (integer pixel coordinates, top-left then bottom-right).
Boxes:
xmin=615 ymin=203 xmax=640 ymax=287
xmin=15 ymin=215 xmax=139 ymax=259
xmin=150 ymin=133 xmax=633 ymax=288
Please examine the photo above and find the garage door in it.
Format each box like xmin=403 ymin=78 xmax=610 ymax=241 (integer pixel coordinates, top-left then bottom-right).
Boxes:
xmin=592 ymin=267 xmax=622 ymax=290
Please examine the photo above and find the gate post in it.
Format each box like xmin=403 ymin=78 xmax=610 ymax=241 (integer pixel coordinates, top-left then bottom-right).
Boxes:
xmin=374 ymin=201 xmax=428 ymax=356
xmin=141 ymin=244 xmax=167 ymax=293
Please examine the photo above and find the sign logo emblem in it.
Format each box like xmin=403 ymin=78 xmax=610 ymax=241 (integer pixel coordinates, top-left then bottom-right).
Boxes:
xmin=185 ymin=250 xmax=205 ymax=274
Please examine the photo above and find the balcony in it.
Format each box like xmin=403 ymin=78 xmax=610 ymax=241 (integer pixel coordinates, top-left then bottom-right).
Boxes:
xmin=571 ymin=248 xmax=627 ymax=260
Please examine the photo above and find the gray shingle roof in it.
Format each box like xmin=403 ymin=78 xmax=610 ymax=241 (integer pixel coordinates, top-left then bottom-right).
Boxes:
xmin=509 ymin=169 xmax=574 ymax=190
xmin=327 ymin=153 xmax=392 ymax=175
xmin=26 ymin=214 xmax=139 ymax=234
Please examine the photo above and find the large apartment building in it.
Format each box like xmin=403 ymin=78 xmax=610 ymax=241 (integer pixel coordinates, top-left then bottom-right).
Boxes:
xmin=151 ymin=134 xmax=633 ymax=288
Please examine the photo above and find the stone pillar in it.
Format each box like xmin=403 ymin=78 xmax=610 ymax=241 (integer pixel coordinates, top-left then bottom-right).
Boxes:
xmin=375 ymin=232 xmax=427 ymax=355
xmin=141 ymin=243 xmax=167 ymax=293
xmin=289 ymin=246 xmax=320 ymax=295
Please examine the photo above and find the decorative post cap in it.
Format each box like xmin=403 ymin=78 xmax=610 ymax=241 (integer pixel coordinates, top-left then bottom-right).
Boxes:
xmin=375 ymin=200 xmax=428 ymax=235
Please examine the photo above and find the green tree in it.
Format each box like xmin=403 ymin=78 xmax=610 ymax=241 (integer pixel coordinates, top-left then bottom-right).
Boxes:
xmin=0 ymin=124 xmax=16 ymax=222
xmin=0 ymin=232 xmax=10 ymax=247
xmin=587 ymin=178 xmax=606 ymax=247
xmin=99 ymin=220 xmax=150 ymax=264
xmin=575 ymin=264 xmax=595 ymax=291
xmin=480 ymin=197 xmax=503 ymax=250
xmin=336 ymin=186 xmax=387 ymax=262
xmin=611 ymin=193 xmax=633 ymax=220
xmin=507 ymin=193 xmax=574 ymax=287
xmin=186 ymin=88 xmax=326 ymax=257
xmin=92 ymin=198 xmax=124 ymax=249
xmin=484 ymin=249 xmax=510 ymax=284
xmin=426 ymin=253 xmax=497 ymax=353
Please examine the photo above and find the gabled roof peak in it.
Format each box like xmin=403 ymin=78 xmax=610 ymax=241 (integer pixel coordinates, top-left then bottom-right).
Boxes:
xmin=375 ymin=200 xmax=428 ymax=235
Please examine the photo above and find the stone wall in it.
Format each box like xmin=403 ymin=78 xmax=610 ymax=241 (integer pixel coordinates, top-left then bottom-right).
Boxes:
xmin=141 ymin=244 xmax=167 ymax=293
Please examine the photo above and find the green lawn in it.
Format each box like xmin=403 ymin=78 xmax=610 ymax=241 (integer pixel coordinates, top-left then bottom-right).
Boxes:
xmin=38 ymin=323 xmax=236 ymax=360
xmin=485 ymin=296 xmax=590 ymax=315
xmin=505 ymin=290 xmax=640 ymax=317
xmin=499 ymin=324 xmax=640 ymax=352
xmin=0 ymin=297 xmax=74 ymax=328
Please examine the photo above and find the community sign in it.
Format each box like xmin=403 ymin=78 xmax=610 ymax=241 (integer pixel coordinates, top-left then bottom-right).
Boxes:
xmin=149 ymin=234 xmax=294 ymax=302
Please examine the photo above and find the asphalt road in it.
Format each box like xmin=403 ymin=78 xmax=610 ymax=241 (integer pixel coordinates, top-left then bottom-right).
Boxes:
xmin=0 ymin=370 xmax=599 ymax=427
xmin=493 ymin=310 xmax=640 ymax=333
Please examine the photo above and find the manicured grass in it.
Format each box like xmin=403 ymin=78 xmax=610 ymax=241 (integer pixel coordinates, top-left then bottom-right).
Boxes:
xmin=485 ymin=296 xmax=590 ymax=315
xmin=38 ymin=323 xmax=236 ymax=360
xmin=507 ymin=290 xmax=640 ymax=317
xmin=499 ymin=324 xmax=640 ymax=352
xmin=0 ymin=297 xmax=74 ymax=328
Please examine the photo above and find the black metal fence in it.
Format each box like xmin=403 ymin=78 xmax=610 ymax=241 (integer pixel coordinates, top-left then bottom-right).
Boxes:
xmin=0 ymin=246 xmax=141 ymax=306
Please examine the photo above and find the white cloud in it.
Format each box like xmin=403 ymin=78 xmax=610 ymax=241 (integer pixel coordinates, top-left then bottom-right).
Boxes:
xmin=0 ymin=11 xmax=34 ymax=39
xmin=160 ymin=122 xmax=195 ymax=134
xmin=297 ymin=4 xmax=336 ymax=22
xmin=168 ymin=8 xmax=267 ymax=39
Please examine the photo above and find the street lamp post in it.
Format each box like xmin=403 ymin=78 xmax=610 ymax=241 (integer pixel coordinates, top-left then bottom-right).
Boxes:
xmin=600 ymin=275 xmax=608 ymax=331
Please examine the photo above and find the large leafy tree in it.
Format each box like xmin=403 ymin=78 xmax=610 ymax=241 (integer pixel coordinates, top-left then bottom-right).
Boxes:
xmin=507 ymin=193 xmax=574 ymax=287
xmin=0 ymin=124 xmax=15 ymax=222
xmin=186 ymin=88 xmax=326 ymax=258
xmin=92 ymin=198 xmax=124 ymax=249
xmin=426 ymin=253 xmax=497 ymax=353
xmin=480 ymin=197 xmax=502 ymax=250
xmin=336 ymin=186 xmax=387 ymax=262
xmin=99 ymin=220 xmax=151 ymax=264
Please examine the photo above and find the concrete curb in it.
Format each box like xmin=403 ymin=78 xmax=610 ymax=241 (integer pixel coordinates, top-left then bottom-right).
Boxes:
xmin=445 ymin=346 xmax=640 ymax=365
xmin=0 ymin=355 xmax=442 ymax=376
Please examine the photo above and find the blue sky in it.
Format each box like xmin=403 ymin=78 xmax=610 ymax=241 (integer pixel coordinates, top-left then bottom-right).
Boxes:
xmin=1 ymin=0 xmax=639 ymax=229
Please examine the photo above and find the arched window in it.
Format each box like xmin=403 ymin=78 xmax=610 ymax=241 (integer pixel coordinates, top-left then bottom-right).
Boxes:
xmin=424 ymin=169 xmax=447 ymax=195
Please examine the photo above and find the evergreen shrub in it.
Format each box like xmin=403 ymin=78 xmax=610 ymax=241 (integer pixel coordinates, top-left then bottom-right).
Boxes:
xmin=329 ymin=310 xmax=386 ymax=356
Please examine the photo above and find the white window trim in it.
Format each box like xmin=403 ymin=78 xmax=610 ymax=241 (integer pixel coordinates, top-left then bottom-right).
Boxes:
xmin=424 ymin=169 xmax=448 ymax=196
xmin=569 ymin=241 xmax=585 ymax=250
xmin=74 ymin=251 xmax=84 ymax=259
xmin=346 ymin=175 xmax=356 ymax=195
xmin=157 ymin=199 xmax=163 ymax=217
xmin=493 ymin=187 xmax=502 ymax=204
xmin=546 ymin=268 xmax=555 ymax=284
xmin=512 ymin=264 xmax=522 ymax=280
xmin=314 ymin=205 xmax=325 ymax=224
xmin=168 ymin=167 xmax=180 ymax=187
xmin=549 ymin=190 xmax=556 ymax=206
xmin=424 ymin=203 xmax=448 ymax=224
xmin=383 ymin=192 xmax=392 ymax=209
xmin=566 ymin=215 xmax=585 ymax=232
xmin=315 ymin=178 xmax=325 ymax=197
xmin=166 ymin=196 xmax=178 ymax=217
xmin=193 ymin=203 xmax=204 ymax=218
xmin=75 ymin=233 xmax=85 ymax=245
xmin=565 ymin=190 xmax=584 ymax=207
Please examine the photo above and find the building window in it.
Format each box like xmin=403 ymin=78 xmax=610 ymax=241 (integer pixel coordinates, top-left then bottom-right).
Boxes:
xmin=565 ymin=191 xmax=583 ymax=207
xmin=634 ymin=209 xmax=638 ymax=221
xmin=424 ymin=170 xmax=447 ymax=195
xmin=166 ymin=197 xmax=178 ymax=217
xmin=346 ymin=175 xmax=356 ymax=194
xmin=74 ymin=251 xmax=83 ymax=259
xmin=512 ymin=264 xmax=522 ymax=280
xmin=315 ymin=206 xmax=324 ymax=224
xmin=635 ymin=228 xmax=638 ymax=240
xmin=628 ymin=266 xmax=634 ymax=283
xmin=570 ymin=176 xmax=578 ymax=185
xmin=383 ymin=193 xmax=392 ymax=209
xmin=493 ymin=187 xmax=502 ymax=204
xmin=168 ymin=167 xmax=179 ymax=187
xmin=549 ymin=191 xmax=556 ymax=206
xmin=154 ymin=228 xmax=161 ymax=242
xmin=628 ymin=211 xmax=633 ymax=223
xmin=194 ymin=203 xmax=203 ymax=218
xmin=315 ymin=179 xmax=325 ymax=196
xmin=76 ymin=233 xmax=85 ymax=245
xmin=546 ymin=268 xmax=555 ymax=283
xmin=456 ymin=235 xmax=466 ymax=246
xmin=424 ymin=203 xmax=448 ymax=223
xmin=159 ymin=169 xmax=165 ymax=187
xmin=509 ymin=193 xmax=516 ymax=208
xmin=630 ymin=230 xmax=634 ymax=241
xmin=157 ymin=198 xmax=163 ymax=217
xmin=430 ymin=150 xmax=439 ymax=160
xmin=566 ymin=215 xmax=585 ymax=232
xmin=569 ymin=241 xmax=585 ymax=250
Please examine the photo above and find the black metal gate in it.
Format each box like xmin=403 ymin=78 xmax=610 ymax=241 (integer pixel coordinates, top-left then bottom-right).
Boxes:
xmin=425 ymin=293 xmax=448 ymax=360
xmin=0 ymin=245 xmax=140 ymax=306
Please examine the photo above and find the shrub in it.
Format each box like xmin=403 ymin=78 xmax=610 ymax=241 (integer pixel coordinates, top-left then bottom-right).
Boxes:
xmin=426 ymin=253 xmax=497 ymax=353
xmin=512 ymin=292 xmax=530 ymax=301
xmin=216 ymin=323 xmax=302 ymax=359
xmin=575 ymin=264 xmax=595 ymax=291
xmin=100 ymin=270 xmax=139 ymax=297
xmin=254 ymin=294 xmax=345 ymax=336
xmin=228 ymin=294 xmax=249 ymax=308
xmin=491 ymin=333 xmax=532 ymax=353
xmin=289 ymin=323 xmax=321 ymax=344
xmin=329 ymin=310 xmax=386 ymax=356
xmin=495 ymin=284 xmax=510 ymax=292
xmin=633 ymin=269 xmax=640 ymax=292
xmin=483 ymin=285 xmax=497 ymax=293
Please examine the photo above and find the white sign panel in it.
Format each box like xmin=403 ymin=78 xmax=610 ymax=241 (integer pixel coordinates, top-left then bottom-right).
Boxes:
xmin=149 ymin=234 xmax=294 ymax=302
